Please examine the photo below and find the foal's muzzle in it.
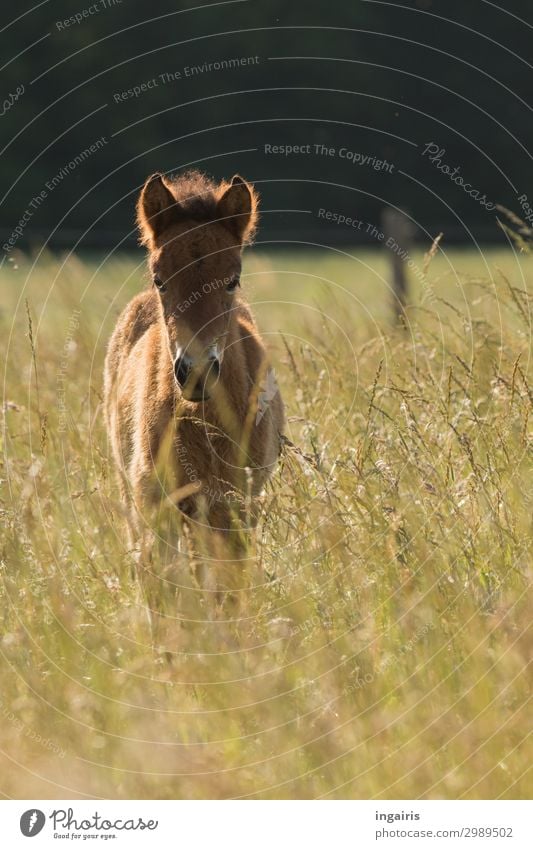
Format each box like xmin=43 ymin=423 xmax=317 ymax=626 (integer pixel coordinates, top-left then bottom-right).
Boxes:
xmin=174 ymin=350 xmax=220 ymax=401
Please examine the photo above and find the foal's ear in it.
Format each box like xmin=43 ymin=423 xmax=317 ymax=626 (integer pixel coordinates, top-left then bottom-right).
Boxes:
xmin=136 ymin=173 xmax=179 ymax=245
xmin=217 ymin=175 xmax=258 ymax=244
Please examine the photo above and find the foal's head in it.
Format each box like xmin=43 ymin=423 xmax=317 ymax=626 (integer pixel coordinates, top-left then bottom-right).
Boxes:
xmin=137 ymin=170 xmax=258 ymax=402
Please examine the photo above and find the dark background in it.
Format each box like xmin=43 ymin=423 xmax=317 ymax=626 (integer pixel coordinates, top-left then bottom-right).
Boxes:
xmin=1 ymin=0 xmax=532 ymax=250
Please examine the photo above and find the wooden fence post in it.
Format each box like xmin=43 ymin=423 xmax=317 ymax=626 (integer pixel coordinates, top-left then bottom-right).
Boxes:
xmin=381 ymin=208 xmax=416 ymax=323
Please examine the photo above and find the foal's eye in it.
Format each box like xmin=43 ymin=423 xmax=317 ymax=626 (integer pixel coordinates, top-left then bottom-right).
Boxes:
xmin=226 ymin=276 xmax=240 ymax=293
xmin=153 ymin=276 xmax=166 ymax=293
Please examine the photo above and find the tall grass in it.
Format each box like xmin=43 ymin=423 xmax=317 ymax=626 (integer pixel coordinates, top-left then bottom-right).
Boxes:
xmin=0 ymin=246 xmax=531 ymax=799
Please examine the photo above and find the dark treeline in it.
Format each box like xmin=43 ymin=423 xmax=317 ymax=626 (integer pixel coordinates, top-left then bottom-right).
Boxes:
xmin=1 ymin=0 xmax=532 ymax=250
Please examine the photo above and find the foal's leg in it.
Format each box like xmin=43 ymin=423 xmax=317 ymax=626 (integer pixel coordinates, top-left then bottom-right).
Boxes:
xmin=127 ymin=459 xmax=194 ymax=644
xmin=204 ymin=501 xmax=256 ymax=610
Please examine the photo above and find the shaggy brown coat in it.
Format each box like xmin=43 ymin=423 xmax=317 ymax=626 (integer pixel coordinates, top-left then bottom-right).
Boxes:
xmin=103 ymin=171 xmax=284 ymax=542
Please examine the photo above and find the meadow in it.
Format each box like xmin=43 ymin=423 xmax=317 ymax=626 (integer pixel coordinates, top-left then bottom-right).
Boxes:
xmin=0 ymin=244 xmax=531 ymax=799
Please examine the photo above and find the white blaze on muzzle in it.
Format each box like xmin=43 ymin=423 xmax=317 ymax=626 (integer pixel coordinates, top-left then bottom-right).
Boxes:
xmin=207 ymin=342 xmax=223 ymax=364
xmin=174 ymin=342 xmax=222 ymax=363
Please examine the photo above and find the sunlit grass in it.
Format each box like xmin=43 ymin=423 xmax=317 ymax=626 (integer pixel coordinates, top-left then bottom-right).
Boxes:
xmin=0 ymin=246 xmax=531 ymax=799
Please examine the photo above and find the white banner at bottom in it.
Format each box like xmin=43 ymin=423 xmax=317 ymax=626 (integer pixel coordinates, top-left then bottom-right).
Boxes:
xmin=1 ymin=800 xmax=531 ymax=848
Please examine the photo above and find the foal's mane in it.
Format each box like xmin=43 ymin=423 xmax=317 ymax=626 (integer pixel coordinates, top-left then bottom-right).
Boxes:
xmin=166 ymin=170 xmax=220 ymax=221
